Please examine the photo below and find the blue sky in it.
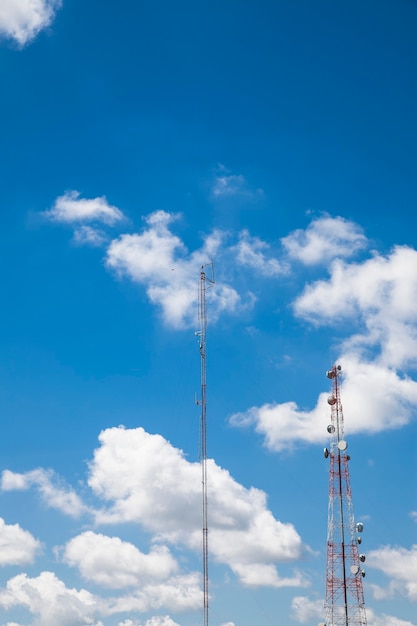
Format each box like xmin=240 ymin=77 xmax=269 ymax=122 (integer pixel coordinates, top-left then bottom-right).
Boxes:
xmin=0 ymin=1 xmax=416 ymax=625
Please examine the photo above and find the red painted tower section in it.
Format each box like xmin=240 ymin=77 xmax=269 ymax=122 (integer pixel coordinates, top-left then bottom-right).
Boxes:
xmin=323 ymin=365 xmax=367 ymax=626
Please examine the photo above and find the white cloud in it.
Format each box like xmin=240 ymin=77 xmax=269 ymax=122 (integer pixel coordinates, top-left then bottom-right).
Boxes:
xmin=0 ymin=518 xmax=41 ymax=566
xmin=0 ymin=570 xmax=199 ymax=625
xmin=101 ymin=573 xmax=201 ymax=614
xmin=145 ymin=620 xmax=178 ymax=626
xmin=290 ymin=595 xmax=323 ymax=623
xmin=366 ymin=607 xmax=415 ymax=626
xmin=0 ymin=572 xmax=100 ymax=626
xmin=211 ymin=165 xmax=263 ymax=199
xmin=73 ymin=226 xmax=107 ymax=247
xmin=282 ymin=215 xmax=367 ymax=265
xmin=106 ymin=211 xmax=244 ymax=328
xmin=88 ymin=425 xmax=305 ymax=587
xmin=44 ymin=191 xmax=124 ymax=226
xmin=367 ymin=545 xmax=417 ymax=601
xmin=0 ymin=0 xmax=61 ymax=47
xmin=62 ymin=532 xmax=178 ymax=589
xmin=294 ymin=246 xmax=417 ymax=370
xmin=232 ymin=230 xmax=285 ymax=277
xmin=230 ymin=354 xmax=417 ymax=450
xmin=231 ymin=242 xmax=417 ymax=450
xmin=290 ymin=596 xmax=415 ymax=626
xmin=118 ymin=618 xmax=180 ymax=626
xmin=1 ymin=468 xmax=88 ymax=518
xmin=212 ymin=173 xmax=247 ymax=197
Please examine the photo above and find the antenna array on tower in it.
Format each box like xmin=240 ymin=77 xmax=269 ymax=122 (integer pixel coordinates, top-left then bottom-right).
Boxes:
xmin=322 ymin=365 xmax=367 ymax=626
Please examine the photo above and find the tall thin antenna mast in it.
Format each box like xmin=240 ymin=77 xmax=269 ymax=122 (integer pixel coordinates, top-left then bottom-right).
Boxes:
xmin=197 ymin=263 xmax=214 ymax=626
xmin=322 ymin=365 xmax=367 ymax=626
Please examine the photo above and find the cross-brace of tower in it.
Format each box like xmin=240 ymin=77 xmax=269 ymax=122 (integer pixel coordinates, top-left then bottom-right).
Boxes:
xmin=197 ymin=264 xmax=214 ymax=626
xmin=322 ymin=365 xmax=367 ymax=626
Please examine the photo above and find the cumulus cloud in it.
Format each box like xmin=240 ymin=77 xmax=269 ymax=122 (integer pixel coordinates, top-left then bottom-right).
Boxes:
xmin=0 ymin=570 xmax=200 ymax=625
xmin=103 ymin=573 xmax=201 ymax=614
xmin=1 ymin=468 xmax=88 ymax=518
xmin=62 ymin=532 xmax=178 ymax=589
xmin=232 ymin=230 xmax=285 ymax=276
xmin=0 ymin=0 xmax=62 ymax=47
xmin=366 ymin=608 xmax=415 ymax=626
xmin=106 ymin=211 xmax=245 ymax=328
xmin=231 ymin=243 xmax=417 ymax=449
xmin=230 ymin=354 xmax=417 ymax=450
xmin=0 ymin=518 xmax=41 ymax=566
xmin=282 ymin=215 xmax=367 ymax=265
xmin=112 ymin=579 xmax=200 ymax=615
xmin=290 ymin=595 xmax=415 ymax=626
xmin=0 ymin=572 xmax=100 ymax=626
xmin=290 ymin=595 xmax=323 ymax=623
xmin=88 ymin=425 xmax=305 ymax=587
xmin=367 ymin=545 xmax=417 ymax=601
xmin=118 ymin=618 xmax=180 ymax=626
xmin=44 ymin=191 xmax=124 ymax=226
xmin=294 ymin=246 xmax=417 ymax=369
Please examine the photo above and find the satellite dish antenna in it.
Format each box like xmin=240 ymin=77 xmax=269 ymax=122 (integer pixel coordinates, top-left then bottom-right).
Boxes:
xmin=324 ymin=447 xmax=329 ymax=458
xmin=327 ymin=424 xmax=335 ymax=434
xmin=350 ymin=565 xmax=359 ymax=575
xmin=356 ymin=522 xmax=364 ymax=533
xmin=338 ymin=440 xmax=348 ymax=451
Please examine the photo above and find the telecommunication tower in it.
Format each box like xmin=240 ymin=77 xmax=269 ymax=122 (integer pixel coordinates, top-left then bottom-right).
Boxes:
xmin=196 ymin=264 xmax=214 ymax=626
xmin=321 ymin=365 xmax=367 ymax=626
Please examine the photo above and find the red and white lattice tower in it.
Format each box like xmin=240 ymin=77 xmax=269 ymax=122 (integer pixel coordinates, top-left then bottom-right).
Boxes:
xmin=322 ymin=365 xmax=367 ymax=626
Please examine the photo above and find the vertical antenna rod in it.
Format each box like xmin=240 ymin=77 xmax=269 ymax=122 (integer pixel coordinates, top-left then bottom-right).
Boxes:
xmin=322 ymin=365 xmax=367 ymax=626
xmin=197 ymin=263 xmax=214 ymax=626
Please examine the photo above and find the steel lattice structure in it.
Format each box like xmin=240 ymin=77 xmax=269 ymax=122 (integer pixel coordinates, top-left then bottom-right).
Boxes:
xmin=323 ymin=365 xmax=367 ymax=626
xmin=197 ymin=264 xmax=214 ymax=626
